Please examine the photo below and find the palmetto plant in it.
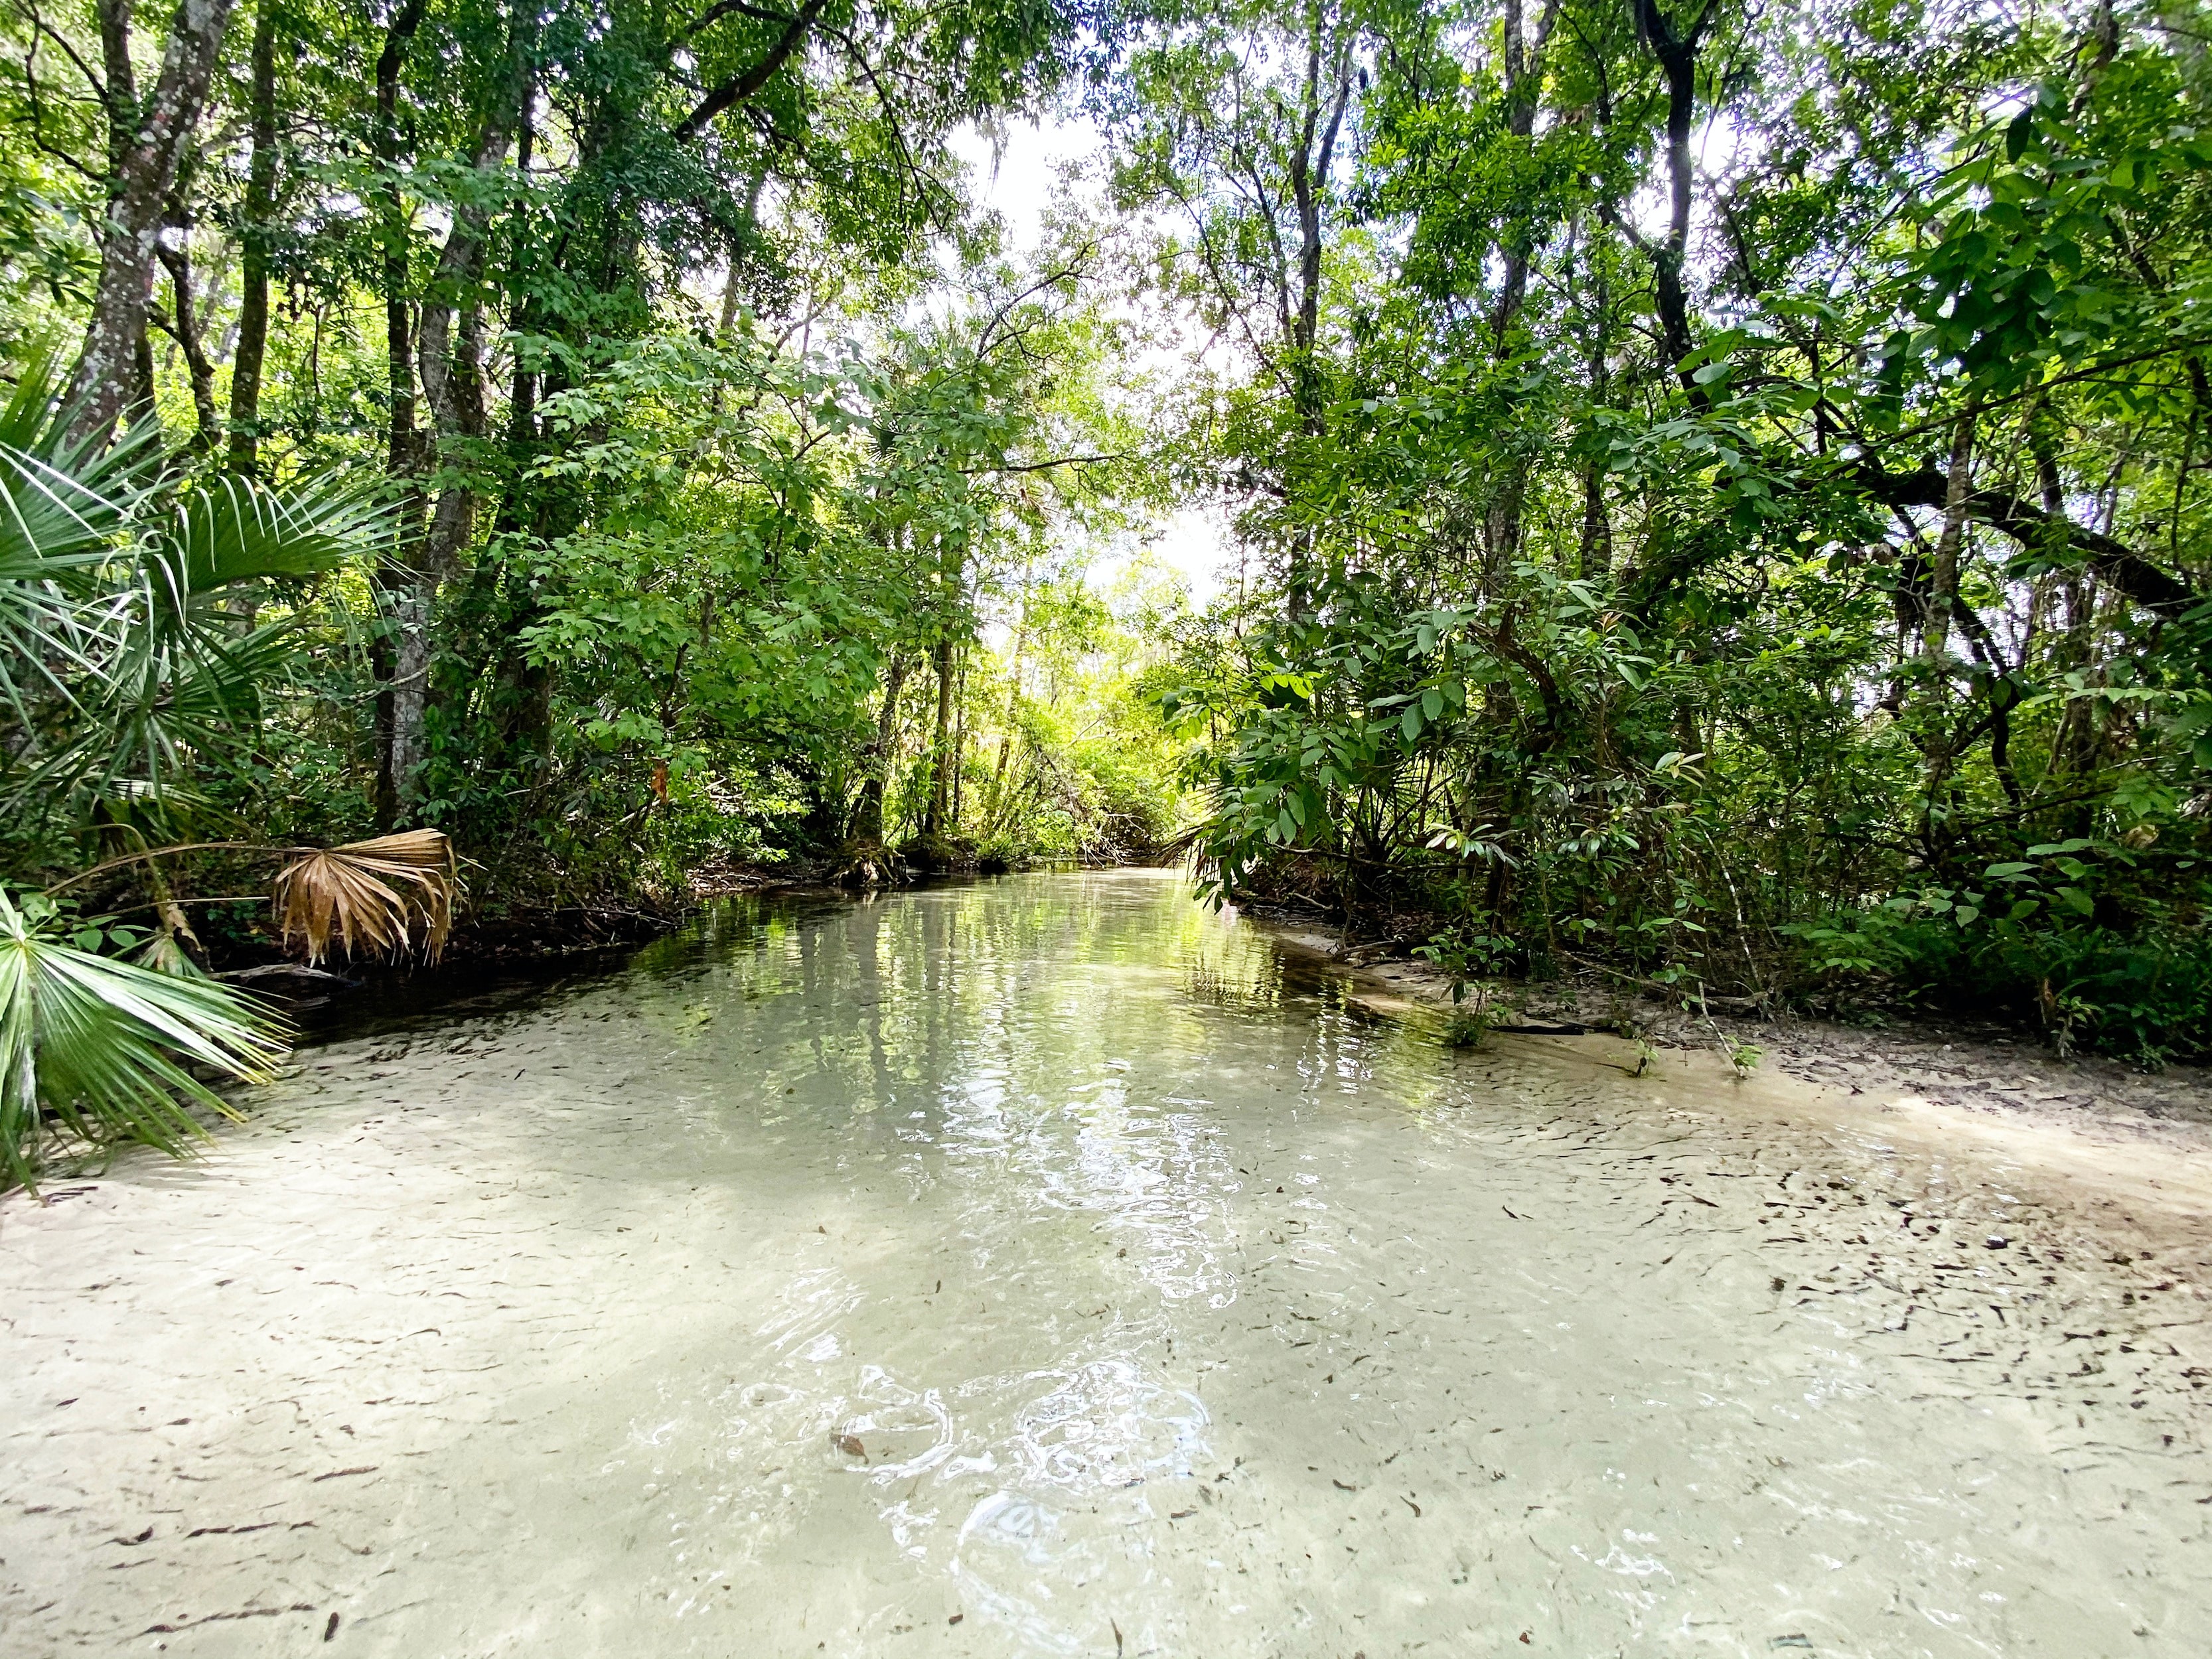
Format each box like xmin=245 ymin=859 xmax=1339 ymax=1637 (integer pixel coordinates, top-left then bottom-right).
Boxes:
xmin=53 ymin=832 xmax=465 ymax=965
xmin=0 ymin=886 xmax=288 ymax=1190
xmin=0 ymin=366 xmax=157 ymax=723
xmin=0 ymin=832 xmax=465 ymax=1190
xmin=0 ymin=363 xmax=442 ymax=1191
xmin=2 ymin=359 xmax=393 ymax=817
xmin=44 ymin=477 xmax=390 ymax=812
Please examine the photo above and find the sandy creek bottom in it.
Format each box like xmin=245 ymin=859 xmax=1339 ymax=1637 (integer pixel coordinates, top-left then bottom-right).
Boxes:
xmin=3 ymin=872 xmax=2209 ymax=1659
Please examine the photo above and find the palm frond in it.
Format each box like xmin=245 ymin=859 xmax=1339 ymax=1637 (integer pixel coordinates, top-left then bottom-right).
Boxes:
xmin=0 ymin=354 xmax=160 ymax=570
xmin=150 ymin=474 xmax=397 ymax=601
xmin=6 ymin=473 xmax=394 ymax=818
xmin=0 ymin=357 xmax=161 ymax=720
xmin=0 ymin=887 xmax=289 ymax=1192
xmin=133 ymin=928 xmax=207 ymax=978
xmin=272 ymin=830 xmax=461 ymax=966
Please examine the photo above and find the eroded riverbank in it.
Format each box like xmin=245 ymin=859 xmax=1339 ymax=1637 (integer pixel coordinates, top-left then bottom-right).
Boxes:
xmin=3 ymin=872 xmax=2207 ymax=1656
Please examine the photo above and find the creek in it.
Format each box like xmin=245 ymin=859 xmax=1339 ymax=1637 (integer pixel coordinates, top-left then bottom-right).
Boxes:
xmin=2 ymin=871 xmax=2207 ymax=1656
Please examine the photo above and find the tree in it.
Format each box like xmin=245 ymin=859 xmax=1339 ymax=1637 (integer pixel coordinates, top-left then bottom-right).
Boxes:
xmin=1150 ymin=0 xmax=2212 ymax=1058
xmin=64 ymin=0 xmax=241 ymax=445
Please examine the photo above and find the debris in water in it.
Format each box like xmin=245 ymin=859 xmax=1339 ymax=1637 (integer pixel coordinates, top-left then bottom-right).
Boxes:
xmin=324 ymin=1612 xmax=340 ymax=1642
xmin=1770 ymin=1638 xmax=1814 ymax=1651
xmin=1986 ymin=1236 xmax=2009 ymax=1249
xmin=834 ymin=1433 xmax=865 ymax=1458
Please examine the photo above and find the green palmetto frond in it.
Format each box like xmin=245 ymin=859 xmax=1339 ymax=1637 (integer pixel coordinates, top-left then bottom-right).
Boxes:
xmin=155 ymin=474 xmax=395 ymax=595
xmin=0 ymin=887 xmax=291 ymax=1192
xmin=0 ymin=358 xmax=161 ymax=719
xmin=0 ymin=354 xmax=159 ymax=565
xmin=2 ymin=444 xmax=396 ymax=818
xmin=35 ymin=616 xmax=306 ymax=812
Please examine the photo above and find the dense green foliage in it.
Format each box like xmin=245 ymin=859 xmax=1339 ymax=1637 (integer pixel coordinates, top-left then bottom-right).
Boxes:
xmin=1 ymin=0 xmax=1187 ymax=945
xmin=4 ymin=0 xmax=2211 ymax=1072
xmin=1122 ymin=0 xmax=2212 ymax=1060
xmin=0 ymin=885 xmax=287 ymax=1188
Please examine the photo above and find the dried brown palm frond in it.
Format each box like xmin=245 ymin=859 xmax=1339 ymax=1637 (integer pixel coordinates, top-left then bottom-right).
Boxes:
xmin=272 ymin=830 xmax=461 ymax=965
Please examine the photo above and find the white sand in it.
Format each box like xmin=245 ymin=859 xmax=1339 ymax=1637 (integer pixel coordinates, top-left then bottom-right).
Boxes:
xmin=3 ymin=872 xmax=2207 ymax=1656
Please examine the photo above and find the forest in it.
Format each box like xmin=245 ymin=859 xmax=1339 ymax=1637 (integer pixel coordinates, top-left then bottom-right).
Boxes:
xmin=2 ymin=0 xmax=2209 ymax=1182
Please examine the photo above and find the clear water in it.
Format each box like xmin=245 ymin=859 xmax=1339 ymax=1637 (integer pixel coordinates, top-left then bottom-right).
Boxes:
xmin=3 ymin=871 xmax=2207 ymax=1656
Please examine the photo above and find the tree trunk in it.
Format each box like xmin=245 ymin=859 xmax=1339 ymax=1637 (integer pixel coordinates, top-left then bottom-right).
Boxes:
xmin=1921 ymin=402 xmax=1981 ymax=669
xmin=1490 ymin=0 xmax=1562 ymax=344
xmin=66 ymin=0 xmax=240 ymax=446
xmin=1915 ymin=401 xmax=1982 ymax=805
xmin=986 ymin=600 xmax=1029 ymax=826
xmin=226 ymin=0 xmax=279 ymax=476
xmin=852 ymin=651 xmax=909 ymax=842
xmin=950 ymin=649 xmax=968 ymax=832
xmin=717 ymin=256 xmax=745 ymax=336
xmin=376 ymin=0 xmax=425 ymax=483
xmin=502 ymin=61 xmax=541 ymax=465
xmin=1631 ymin=0 xmax=1712 ymax=402
xmin=922 ymin=630 xmax=957 ymax=841
xmin=1280 ymin=27 xmax=1353 ymax=618
xmin=152 ymin=238 xmax=220 ymax=451
xmin=371 ymin=0 xmax=429 ymax=825
xmin=382 ymin=22 xmax=522 ymax=816
xmin=1282 ymin=29 xmax=1352 ymax=437
xmin=1481 ymin=0 xmax=1562 ymax=587
xmin=1578 ymin=226 xmax=1614 ymax=576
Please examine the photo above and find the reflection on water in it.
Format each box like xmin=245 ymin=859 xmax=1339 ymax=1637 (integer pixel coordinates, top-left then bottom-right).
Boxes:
xmin=1 ymin=871 xmax=2208 ymax=1658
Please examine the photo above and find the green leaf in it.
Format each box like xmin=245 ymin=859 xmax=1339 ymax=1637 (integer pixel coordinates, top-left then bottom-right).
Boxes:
xmin=156 ymin=476 xmax=394 ymax=597
xmin=0 ymin=887 xmax=290 ymax=1191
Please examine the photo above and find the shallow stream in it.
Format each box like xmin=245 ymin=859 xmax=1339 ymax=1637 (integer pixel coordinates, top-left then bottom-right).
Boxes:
xmin=3 ymin=871 xmax=2207 ymax=1656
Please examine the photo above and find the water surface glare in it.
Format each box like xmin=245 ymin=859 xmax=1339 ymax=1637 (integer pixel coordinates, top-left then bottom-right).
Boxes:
xmin=3 ymin=871 xmax=2208 ymax=1656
